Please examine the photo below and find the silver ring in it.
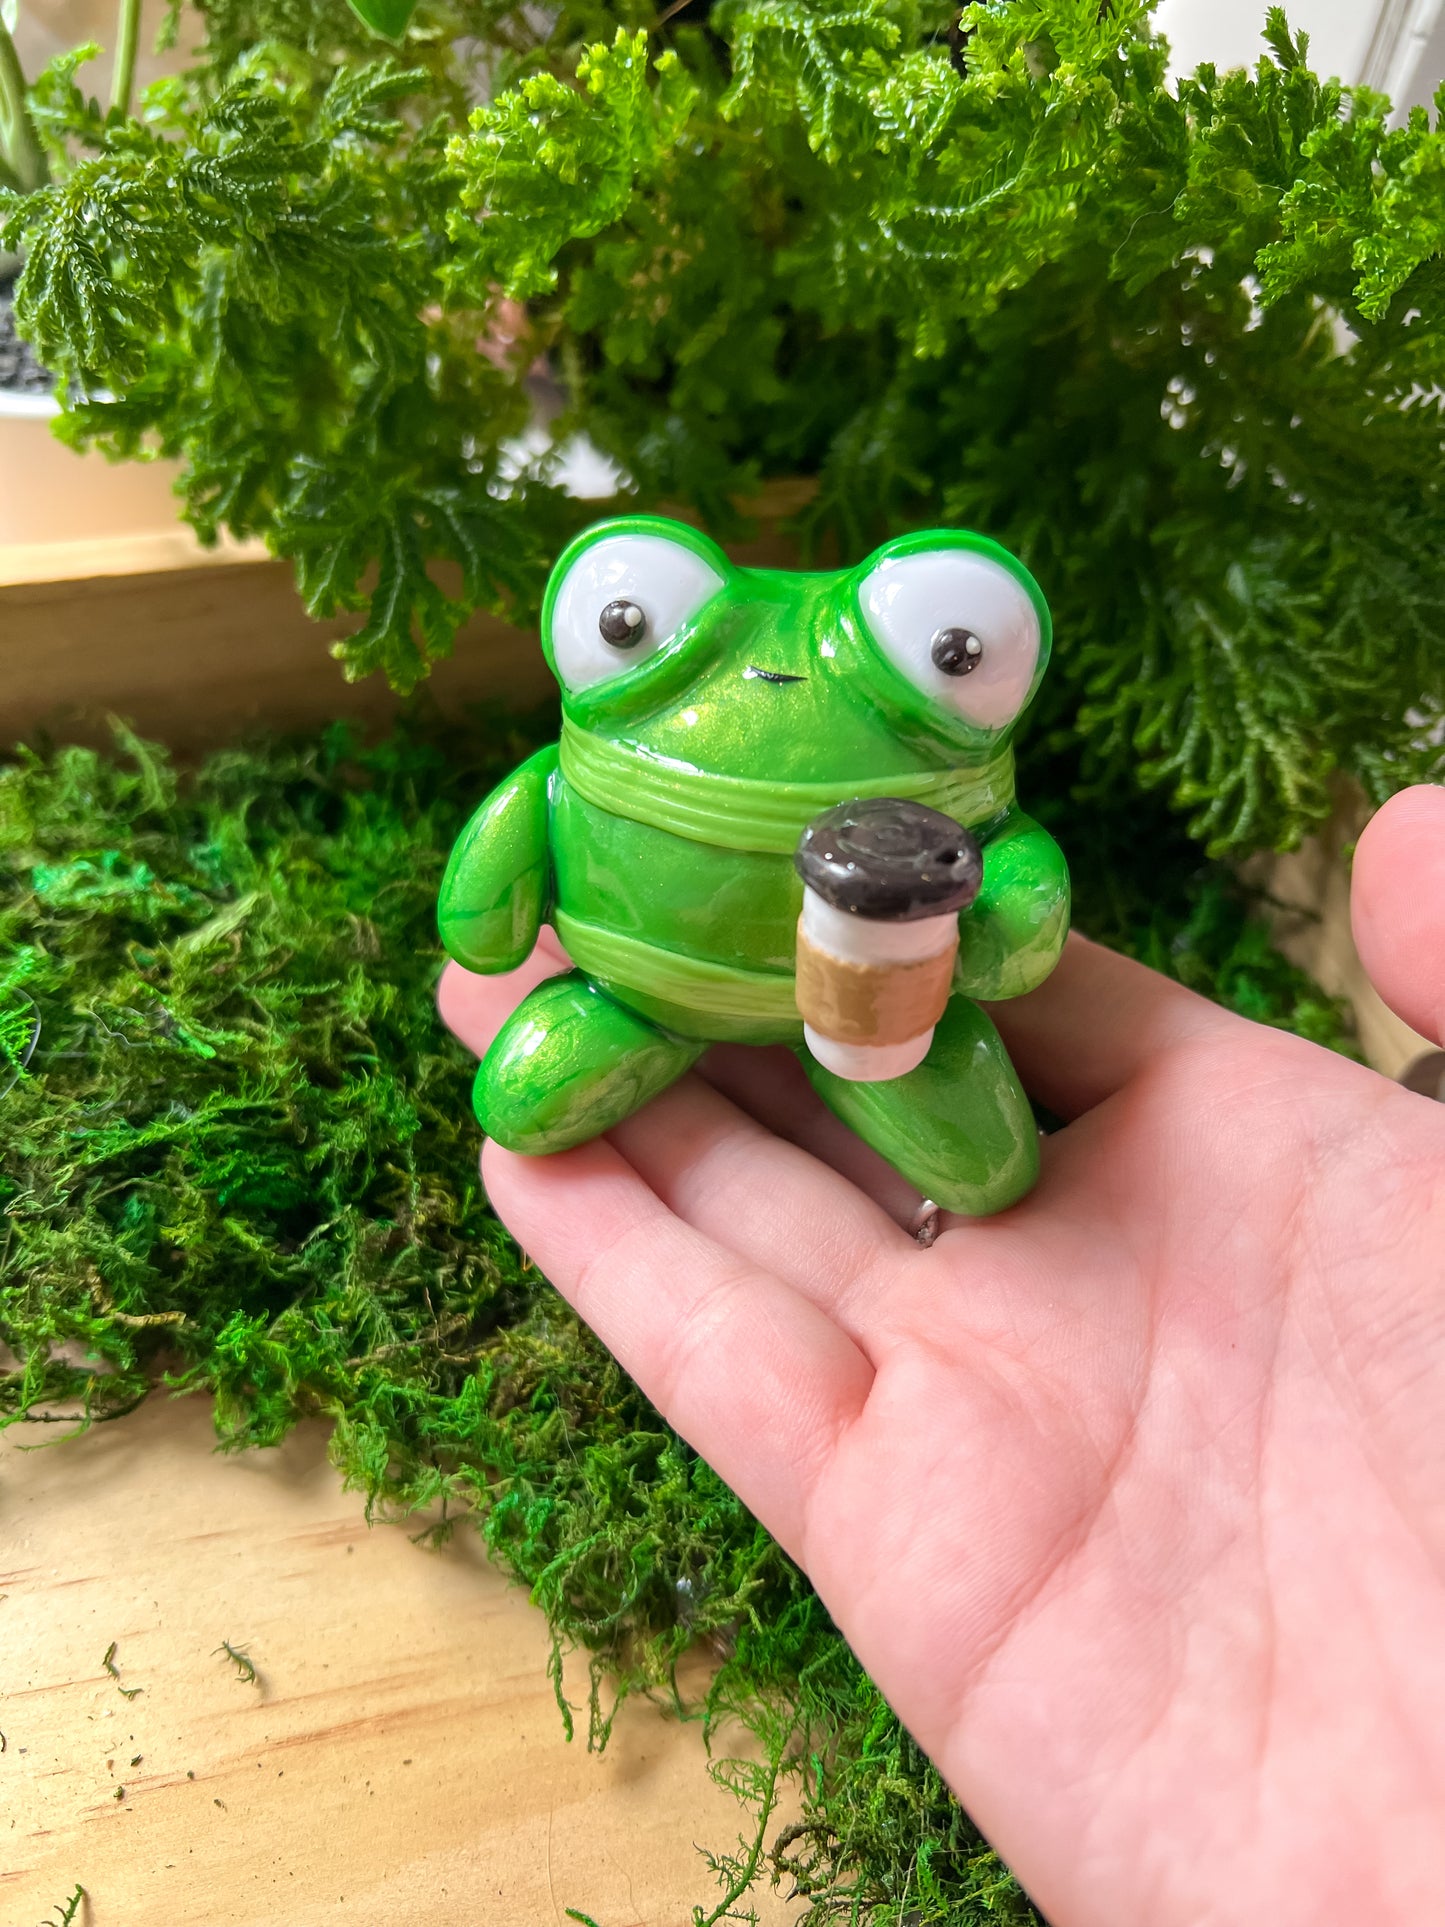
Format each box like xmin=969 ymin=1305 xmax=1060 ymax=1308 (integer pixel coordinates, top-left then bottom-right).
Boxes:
xmin=909 ymin=1198 xmax=940 ymax=1248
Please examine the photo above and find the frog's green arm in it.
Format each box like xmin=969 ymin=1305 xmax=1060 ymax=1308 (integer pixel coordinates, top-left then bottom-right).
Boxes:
xmin=955 ymin=807 xmax=1070 ymax=1002
xmin=438 ymin=744 xmax=557 ymax=975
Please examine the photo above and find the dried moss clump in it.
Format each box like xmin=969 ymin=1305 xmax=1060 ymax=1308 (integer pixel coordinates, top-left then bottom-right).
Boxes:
xmin=0 ymin=718 xmax=1350 ymax=1923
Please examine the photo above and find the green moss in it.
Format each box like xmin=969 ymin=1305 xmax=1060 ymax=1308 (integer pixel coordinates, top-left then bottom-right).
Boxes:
xmin=0 ymin=716 xmax=1352 ymax=1924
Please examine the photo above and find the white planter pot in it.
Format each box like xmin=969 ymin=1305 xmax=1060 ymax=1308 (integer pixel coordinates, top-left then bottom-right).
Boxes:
xmin=0 ymin=394 xmax=188 ymax=548
xmin=0 ymin=391 xmax=555 ymax=749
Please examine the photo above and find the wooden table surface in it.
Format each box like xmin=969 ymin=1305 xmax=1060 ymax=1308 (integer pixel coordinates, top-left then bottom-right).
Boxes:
xmin=0 ymin=1395 xmax=798 ymax=1927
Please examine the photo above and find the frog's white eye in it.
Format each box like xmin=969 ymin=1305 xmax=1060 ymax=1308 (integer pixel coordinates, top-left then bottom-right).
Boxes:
xmin=857 ymin=549 xmax=1042 ymax=730
xmin=548 ymin=533 xmax=725 ymax=693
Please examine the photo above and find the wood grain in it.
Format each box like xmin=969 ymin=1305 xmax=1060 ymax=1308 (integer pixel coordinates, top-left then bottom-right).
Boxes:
xmin=0 ymin=546 xmax=555 ymax=752
xmin=0 ymin=1395 xmax=799 ymax=1927
xmin=0 ymin=457 xmax=820 ymax=751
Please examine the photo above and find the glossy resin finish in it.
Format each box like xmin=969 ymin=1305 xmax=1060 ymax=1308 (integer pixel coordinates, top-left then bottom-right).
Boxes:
xmin=438 ymin=515 xmax=1069 ymax=1215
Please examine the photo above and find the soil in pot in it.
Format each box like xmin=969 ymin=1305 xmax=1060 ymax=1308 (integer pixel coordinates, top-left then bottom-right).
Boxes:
xmin=0 ymin=276 xmax=55 ymax=398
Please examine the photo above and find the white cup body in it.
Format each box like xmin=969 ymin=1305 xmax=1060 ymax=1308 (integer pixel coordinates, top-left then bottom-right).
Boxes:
xmin=798 ymin=892 xmax=959 ymax=1083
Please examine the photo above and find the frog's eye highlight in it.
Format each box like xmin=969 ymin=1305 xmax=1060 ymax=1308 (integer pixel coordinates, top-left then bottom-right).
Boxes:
xmin=857 ymin=549 xmax=1042 ymax=730
xmin=549 ymin=534 xmax=725 ymax=693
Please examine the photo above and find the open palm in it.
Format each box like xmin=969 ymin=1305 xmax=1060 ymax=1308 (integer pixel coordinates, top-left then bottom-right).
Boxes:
xmin=440 ymin=786 xmax=1445 ymax=1927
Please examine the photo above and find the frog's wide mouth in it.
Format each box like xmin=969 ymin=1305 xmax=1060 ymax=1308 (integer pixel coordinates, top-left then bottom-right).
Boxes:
xmin=743 ymin=665 xmax=806 ymax=684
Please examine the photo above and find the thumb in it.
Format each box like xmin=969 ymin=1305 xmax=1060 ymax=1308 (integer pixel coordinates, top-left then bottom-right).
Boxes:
xmin=1351 ymin=785 xmax=1445 ymax=1049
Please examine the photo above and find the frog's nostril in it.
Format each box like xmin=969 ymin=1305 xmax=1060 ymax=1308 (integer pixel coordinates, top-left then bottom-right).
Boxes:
xmin=744 ymin=666 xmax=806 ymax=684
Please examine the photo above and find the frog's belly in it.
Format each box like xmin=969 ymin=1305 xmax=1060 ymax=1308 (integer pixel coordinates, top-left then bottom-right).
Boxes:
xmin=548 ymin=783 xmax=804 ymax=1044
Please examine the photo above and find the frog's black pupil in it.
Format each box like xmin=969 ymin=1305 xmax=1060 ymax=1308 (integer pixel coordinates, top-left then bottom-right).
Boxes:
xmin=930 ymin=626 xmax=983 ymax=676
xmin=600 ymin=599 xmax=646 ymax=647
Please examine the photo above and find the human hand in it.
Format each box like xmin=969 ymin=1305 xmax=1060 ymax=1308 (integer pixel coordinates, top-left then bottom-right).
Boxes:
xmin=438 ymin=785 xmax=1445 ymax=1927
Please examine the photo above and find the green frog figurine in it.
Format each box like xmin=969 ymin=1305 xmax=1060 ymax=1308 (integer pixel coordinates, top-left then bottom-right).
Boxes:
xmin=438 ymin=515 xmax=1068 ymax=1216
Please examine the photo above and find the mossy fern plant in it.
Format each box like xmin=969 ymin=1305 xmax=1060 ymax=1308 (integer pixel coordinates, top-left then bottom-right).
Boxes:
xmin=0 ymin=0 xmax=1441 ymax=850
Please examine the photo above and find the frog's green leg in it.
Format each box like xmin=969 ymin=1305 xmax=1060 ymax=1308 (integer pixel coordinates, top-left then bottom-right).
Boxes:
xmin=438 ymin=743 xmax=557 ymax=975
xmin=798 ymin=996 xmax=1039 ymax=1217
xmin=475 ymin=971 xmax=705 ymax=1156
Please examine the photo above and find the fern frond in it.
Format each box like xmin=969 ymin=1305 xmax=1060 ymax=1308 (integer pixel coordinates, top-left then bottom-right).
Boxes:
xmin=9 ymin=0 xmax=1442 ymax=853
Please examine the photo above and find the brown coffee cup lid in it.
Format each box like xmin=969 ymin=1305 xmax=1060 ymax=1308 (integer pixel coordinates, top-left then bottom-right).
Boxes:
xmin=794 ymin=798 xmax=982 ymax=922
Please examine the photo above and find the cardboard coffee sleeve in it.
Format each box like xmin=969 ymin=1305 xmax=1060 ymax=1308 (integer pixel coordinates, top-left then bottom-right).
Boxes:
xmin=793 ymin=798 xmax=983 ymax=1083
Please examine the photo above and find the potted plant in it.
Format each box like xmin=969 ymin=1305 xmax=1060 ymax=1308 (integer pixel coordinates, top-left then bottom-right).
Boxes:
xmin=1 ymin=0 xmax=1439 ymax=830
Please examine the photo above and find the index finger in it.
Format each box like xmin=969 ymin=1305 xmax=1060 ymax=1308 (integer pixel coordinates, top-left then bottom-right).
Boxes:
xmin=1352 ymin=785 xmax=1445 ymax=1050
xmin=481 ymin=1133 xmax=873 ymax=1564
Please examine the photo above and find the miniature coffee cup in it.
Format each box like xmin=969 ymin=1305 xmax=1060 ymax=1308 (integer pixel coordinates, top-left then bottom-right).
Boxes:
xmin=793 ymin=798 xmax=983 ymax=1082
